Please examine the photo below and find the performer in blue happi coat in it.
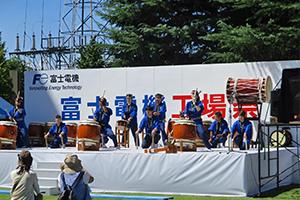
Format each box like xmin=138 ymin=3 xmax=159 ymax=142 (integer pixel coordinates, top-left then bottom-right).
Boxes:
xmin=44 ymin=115 xmax=68 ymax=148
xmin=231 ymin=110 xmax=252 ymax=150
xmin=184 ymin=89 xmax=212 ymax=150
xmin=135 ymin=105 xmax=160 ymax=149
xmin=121 ymin=94 xmax=138 ymax=146
xmin=93 ymin=97 xmax=118 ymax=148
xmin=150 ymin=93 xmax=167 ymax=146
xmin=9 ymin=97 xmax=31 ymax=148
xmin=208 ymin=111 xmax=229 ymax=148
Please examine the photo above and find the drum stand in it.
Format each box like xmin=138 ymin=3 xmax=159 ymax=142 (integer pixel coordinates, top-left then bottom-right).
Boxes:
xmin=115 ymin=126 xmax=129 ymax=148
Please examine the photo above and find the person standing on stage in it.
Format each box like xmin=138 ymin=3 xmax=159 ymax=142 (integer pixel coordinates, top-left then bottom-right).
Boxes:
xmin=150 ymin=93 xmax=167 ymax=146
xmin=135 ymin=105 xmax=160 ymax=149
xmin=9 ymin=97 xmax=31 ymax=148
xmin=184 ymin=89 xmax=212 ymax=150
xmin=121 ymin=94 xmax=138 ymax=146
xmin=231 ymin=110 xmax=252 ymax=150
xmin=44 ymin=115 xmax=68 ymax=148
xmin=93 ymin=97 xmax=118 ymax=148
xmin=208 ymin=111 xmax=229 ymax=148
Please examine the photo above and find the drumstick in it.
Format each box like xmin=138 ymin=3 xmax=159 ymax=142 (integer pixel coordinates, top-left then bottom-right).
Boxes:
xmin=244 ymin=136 xmax=248 ymax=150
xmin=91 ymin=108 xmax=96 ymax=120
xmin=61 ymin=136 xmax=64 ymax=149
xmin=101 ymin=134 xmax=104 ymax=148
xmin=45 ymin=137 xmax=48 ymax=149
xmin=16 ymin=91 xmax=20 ymax=100
xmin=102 ymin=90 xmax=106 ymax=98
xmin=136 ymin=133 xmax=138 ymax=149
xmin=5 ymin=109 xmax=17 ymax=124
xmin=151 ymin=133 xmax=154 ymax=149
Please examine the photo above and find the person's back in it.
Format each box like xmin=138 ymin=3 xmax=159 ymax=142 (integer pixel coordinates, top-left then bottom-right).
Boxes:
xmin=57 ymin=154 xmax=94 ymax=200
xmin=10 ymin=169 xmax=40 ymax=200
xmin=10 ymin=150 xmax=41 ymax=200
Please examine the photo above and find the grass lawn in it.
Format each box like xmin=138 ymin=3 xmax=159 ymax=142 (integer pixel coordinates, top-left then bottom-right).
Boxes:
xmin=0 ymin=184 xmax=299 ymax=200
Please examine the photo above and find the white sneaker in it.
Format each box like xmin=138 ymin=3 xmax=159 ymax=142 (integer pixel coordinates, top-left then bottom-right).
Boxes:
xmin=207 ymin=148 xmax=213 ymax=152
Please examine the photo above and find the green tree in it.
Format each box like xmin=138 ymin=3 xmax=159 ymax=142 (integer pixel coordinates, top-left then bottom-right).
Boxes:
xmin=96 ymin=0 xmax=222 ymax=67
xmin=76 ymin=36 xmax=107 ymax=68
xmin=0 ymin=32 xmax=27 ymax=103
xmin=202 ymin=0 xmax=300 ymax=63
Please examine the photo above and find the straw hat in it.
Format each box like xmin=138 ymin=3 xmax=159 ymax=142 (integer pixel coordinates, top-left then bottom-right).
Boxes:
xmin=18 ymin=150 xmax=33 ymax=167
xmin=62 ymin=154 xmax=83 ymax=174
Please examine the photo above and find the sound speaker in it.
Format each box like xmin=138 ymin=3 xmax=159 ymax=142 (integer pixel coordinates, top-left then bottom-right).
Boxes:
xmin=270 ymin=89 xmax=281 ymax=117
xmin=278 ymin=68 xmax=300 ymax=123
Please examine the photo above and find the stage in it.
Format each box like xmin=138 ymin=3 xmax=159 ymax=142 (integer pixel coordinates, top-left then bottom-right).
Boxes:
xmin=0 ymin=146 xmax=298 ymax=197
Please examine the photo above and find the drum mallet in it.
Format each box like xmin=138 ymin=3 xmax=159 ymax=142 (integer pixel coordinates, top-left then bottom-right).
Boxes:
xmin=244 ymin=136 xmax=248 ymax=150
xmin=151 ymin=133 xmax=154 ymax=149
xmin=91 ymin=108 xmax=96 ymax=120
xmin=61 ymin=136 xmax=64 ymax=149
xmin=136 ymin=133 xmax=138 ymax=149
xmin=45 ymin=136 xmax=48 ymax=149
xmin=5 ymin=109 xmax=17 ymax=124
xmin=102 ymin=90 xmax=106 ymax=98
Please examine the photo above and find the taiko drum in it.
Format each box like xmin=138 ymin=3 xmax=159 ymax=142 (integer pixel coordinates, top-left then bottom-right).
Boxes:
xmin=173 ymin=120 xmax=197 ymax=140
xmin=226 ymin=76 xmax=272 ymax=103
xmin=78 ymin=121 xmax=100 ymax=141
xmin=0 ymin=121 xmax=17 ymax=141
xmin=66 ymin=122 xmax=78 ymax=138
xmin=28 ymin=122 xmax=45 ymax=138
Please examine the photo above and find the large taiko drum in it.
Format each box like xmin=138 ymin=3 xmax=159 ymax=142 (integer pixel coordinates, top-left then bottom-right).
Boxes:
xmin=173 ymin=120 xmax=197 ymax=140
xmin=167 ymin=118 xmax=180 ymax=135
xmin=65 ymin=122 xmax=78 ymax=147
xmin=66 ymin=122 xmax=77 ymax=138
xmin=28 ymin=122 xmax=45 ymax=146
xmin=173 ymin=120 xmax=197 ymax=151
xmin=270 ymin=130 xmax=292 ymax=147
xmin=77 ymin=121 xmax=100 ymax=151
xmin=29 ymin=122 xmax=45 ymax=138
xmin=0 ymin=121 xmax=17 ymax=149
xmin=196 ymin=120 xmax=212 ymax=147
xmin=226 ymin=76 xmax=272 ymax=103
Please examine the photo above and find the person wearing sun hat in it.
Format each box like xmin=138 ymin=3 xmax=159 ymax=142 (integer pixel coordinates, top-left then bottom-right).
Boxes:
xmin=57 ymin=154 xmax=94 ymax=200
xmin=10 ymin=150 xmax=42 ymax=200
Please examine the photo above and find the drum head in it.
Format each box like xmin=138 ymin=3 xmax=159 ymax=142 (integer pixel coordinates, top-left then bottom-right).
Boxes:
xmin=226 ymin=77 xmax=234 ymax=103
xmin=66 ymin=122 xmax=78 ymax=126
xmin=29 ymin=122 xmax=45 ymax=126
xmin=202 ymin=120 xmax=212 ymax=125
xmin=0 ymin=121 xmax=17 ymax=126
xmin=265 ymin=76 xmax=273 ymax=103
xmin=270 ymin=131 xmax=286 ymax=146
xmin=45 ymin=122 xmax=55 ymax=126
xmin=174 ymin=119 xmax=196 ymax=126
xmin=79 ymin=121 xmax=100 ymax=126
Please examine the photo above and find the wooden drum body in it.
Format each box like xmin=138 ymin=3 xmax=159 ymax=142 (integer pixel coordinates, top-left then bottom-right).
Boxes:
xmin=167 ymin=118 xmax=180 ymax=135
xmin=0 ymin=121 xmax=18 ymax=149
xmin=78 ymin=121 xmax=100 ymax=151
xmin=66 ymin=122 xmax=77 ymax=147
xmin=28 ymin=122 xmax=45 ymax=147
xmin=173 ymin=120 xmax=197 ymax=151
xmin=226 ymin=76 xmax=272 ymax=103
xmin=196 ymin=120 xmax=212 ymax=147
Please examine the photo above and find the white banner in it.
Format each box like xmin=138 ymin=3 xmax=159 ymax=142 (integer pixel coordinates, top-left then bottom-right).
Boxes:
xmin=25 ymin=60 xmax=300 ymax=146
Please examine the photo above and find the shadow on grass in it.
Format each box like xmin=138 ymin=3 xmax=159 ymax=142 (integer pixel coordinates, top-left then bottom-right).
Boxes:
xmin=257 ymin=184 xmax=300 ymax=198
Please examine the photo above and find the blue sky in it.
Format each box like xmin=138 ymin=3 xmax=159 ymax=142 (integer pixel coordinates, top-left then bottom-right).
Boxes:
xmin=0 ymin=0 xmax=65 ymax=53
xmin=0 ymin=0 xmax=104 ymax=56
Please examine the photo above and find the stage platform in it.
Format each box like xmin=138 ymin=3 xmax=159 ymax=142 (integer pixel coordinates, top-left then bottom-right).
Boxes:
xmin=0 ymin=146 xmax=298 ymax=197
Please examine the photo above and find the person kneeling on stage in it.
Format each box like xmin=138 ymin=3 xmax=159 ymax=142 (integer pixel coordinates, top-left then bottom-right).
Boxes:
xmin=184 ymin=89 xmax=212 ymax=150
xmin=231 ymin=110 xmax=252 ymax=150
xmin=135 ymin=105 xmax=160 ymax=149
xmin=93 ymin=97 xmax=118 ymax=148
xmin=208 ymin=111 xmax=229 ymax=148
xmin=44 ymin=115 xmax=68 ymax=148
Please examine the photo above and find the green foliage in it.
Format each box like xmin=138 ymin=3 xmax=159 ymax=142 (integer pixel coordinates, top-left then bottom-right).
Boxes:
xmin=96 ymin=0 xmax=222 ymax=67
xmin=0 ymin=32 xmax=28 ymax=103
xmin=202 ymin=0 xmax=300 ymax=63
xmin=76 ymin=36 xmax=107 ymax=69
